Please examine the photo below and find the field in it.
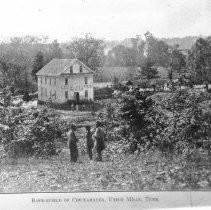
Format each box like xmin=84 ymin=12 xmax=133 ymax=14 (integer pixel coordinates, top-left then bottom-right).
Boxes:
xmin=0 ymin=106 xmax=211 ymax=193
xmin=1 ymin=145 xmax=211 ymax=192
xmin=1 ymin=141 xmax=210 ymax=192
xmin=0 ymin=93 xmax=211 ymax=192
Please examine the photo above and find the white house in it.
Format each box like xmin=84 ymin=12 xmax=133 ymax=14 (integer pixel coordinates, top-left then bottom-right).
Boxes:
xmin=36 ymin=59 xmax=94 ymax=103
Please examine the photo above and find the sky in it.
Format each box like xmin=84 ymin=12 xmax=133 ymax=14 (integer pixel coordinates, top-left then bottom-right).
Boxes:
xmin=0 ymin=0 xmax=211 ymax=42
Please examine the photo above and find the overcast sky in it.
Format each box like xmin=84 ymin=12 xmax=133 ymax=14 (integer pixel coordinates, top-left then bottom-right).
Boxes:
xmin=0 ymin=0 xmax=211 ymax=42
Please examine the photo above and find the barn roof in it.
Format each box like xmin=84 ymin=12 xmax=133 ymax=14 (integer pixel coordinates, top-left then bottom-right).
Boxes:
xmin=36 ymin=59 xmax=94 ymax=76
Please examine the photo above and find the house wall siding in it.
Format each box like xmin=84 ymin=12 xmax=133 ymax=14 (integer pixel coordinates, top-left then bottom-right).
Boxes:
xmin=37 ymin=63 xmax=94 ymax=103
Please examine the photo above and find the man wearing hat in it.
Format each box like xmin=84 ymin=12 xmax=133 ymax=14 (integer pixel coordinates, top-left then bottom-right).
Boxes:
xmin=67 ymin=123 xmax=78 ymax=162
xmin=92 ymin=121 xmax=105 ymax=161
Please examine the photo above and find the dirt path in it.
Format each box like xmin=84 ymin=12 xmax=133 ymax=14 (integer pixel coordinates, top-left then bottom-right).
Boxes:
xmin=0 ymin=147 xmax=133 ymax=192
xmin=1 ymin=143 xmax=211 ymax=192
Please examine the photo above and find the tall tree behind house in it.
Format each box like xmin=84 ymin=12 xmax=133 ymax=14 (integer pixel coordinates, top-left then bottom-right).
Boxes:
xmin=67 ymin=34 xmax=105 ymax=71
xmin=31 ymin=51 xmax=44 ymax=82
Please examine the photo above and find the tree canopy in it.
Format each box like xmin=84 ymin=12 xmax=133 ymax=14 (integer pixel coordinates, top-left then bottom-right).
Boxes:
xmin=141 ymin=59 xmax=159 ymax=80
xmin=67 ymin=34 xmax=105 ymax=71
xmin=144 ymin=31 xmax=171 ymax=67
xmin=31 ymin=51 xmax=44 ymax=81
xmin=187 ymin=37 xmax=211 ymax=83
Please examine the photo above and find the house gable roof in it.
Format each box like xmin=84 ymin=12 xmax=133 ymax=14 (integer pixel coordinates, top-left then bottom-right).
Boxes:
xmin=36 ymin=59 xmax=94 ymax=76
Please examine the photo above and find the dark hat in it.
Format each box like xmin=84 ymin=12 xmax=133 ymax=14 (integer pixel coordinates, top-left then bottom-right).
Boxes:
xmin=85 ymin=125 xmax=91 ymax=131
xmin=96 ymin=121 xmax=102 ymax=127
xmin=70 ymin=123 xmax=77 ymax=130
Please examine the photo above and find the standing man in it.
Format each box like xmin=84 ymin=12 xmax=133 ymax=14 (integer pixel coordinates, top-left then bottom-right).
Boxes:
xmin=92 ymin=121 xmax=105 ymax=161
xmin=67 ymin=124 xmax=78 ymax=162
xmin=85 ymin=125 xmax=94 ymax=160
xmin=71 ymin=103 xmax=75 ymax=111
xmin=91 ymin=102 xmax=95 ymax=116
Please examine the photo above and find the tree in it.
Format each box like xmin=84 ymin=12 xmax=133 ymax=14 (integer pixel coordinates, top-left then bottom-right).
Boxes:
xmin=141 ymin=59 xmax=159 ymax=80
xmin=144 ymin=32 xmax=170 ymax=67
xmin=0 ymin=35 xmax=48 ymax=91
xmin=31 ymin=51 xmax=44 ymax=81
xmin=0 ymin=53 xmax=27 ymax=88
xmin=44 ymin=40 xmax=63 ymax=64
xmin=105 ymin=36 xmax=145 ymax=67
xmin=171 ymin=45 xmax=186 ymax=74
xmin=67 ymin=34 xmax=104 ymax=71
xmin=168 ymin=45 xmax=187 ymax=88
xmin=48 ymin=40 xmax=63 ymax=59
xmin=120 ymin=89 xmax=153 ymax=147
xmin=187 ymin=37 xmax=211 ymax=87
xmin=105 ymin=45 xmax=138 ymax=66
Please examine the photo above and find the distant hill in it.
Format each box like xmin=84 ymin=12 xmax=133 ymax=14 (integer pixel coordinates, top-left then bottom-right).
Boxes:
xmin=105 ymin=36 xmax=201 ymax=52
xmin=161 ymin=36 xmax=199 ymax=50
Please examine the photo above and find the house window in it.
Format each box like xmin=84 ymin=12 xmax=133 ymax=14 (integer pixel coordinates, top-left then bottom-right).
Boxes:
xmin=70 ymin=66 xmax=73 ymax=74
xmin=40 ymin=77 xmax=42 ymax=84
xmin=45 ymin=88 xmax=47 ymax=97
xmin=85 ymin=90 xmax=88 ymax=98
xmin=85 ymin=77 xmax=88 ymax=84
xmin=65 ymin=78 xmax=68 ymax=85
xmin=45 ymin=77 xmax=47 ymax=85
xmin=50 ymin=78 xmax=51 ymax=85
xmin=54 ymin=78 xmax=56 ymax=85
xmin=54 ymin=90 xmax=56 ymax=99
xmin=65 ymin=91 xmax=68 ymax=99
xmin=50 ymin=90 xmax=52 ymax=98
xmin=80 ymin=65 xmax=83 ymax=73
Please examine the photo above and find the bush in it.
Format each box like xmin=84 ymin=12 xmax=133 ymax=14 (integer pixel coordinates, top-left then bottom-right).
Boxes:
xmin=147 ymin=89 xmax=211 ymax=155
xmin=22 ymin=92 xmax=30 ymax=102
xmin=119 ymin=89 xmax=153 ymax=145
xmin=0 ymin=106 xmax=66 ymax=158
xmin=38 ymin=99 xmax=95 ymax=111
xmin=94 ymin=87 xmax=114 ymax=100
xmin=111 ymin=88 xmax=211 ymax=158
xmin=96 ymin=89 xmax=154 ymax=153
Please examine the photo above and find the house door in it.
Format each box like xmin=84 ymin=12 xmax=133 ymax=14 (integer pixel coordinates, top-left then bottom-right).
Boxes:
xmin=74 ymin=92 xmax=80 ymax=103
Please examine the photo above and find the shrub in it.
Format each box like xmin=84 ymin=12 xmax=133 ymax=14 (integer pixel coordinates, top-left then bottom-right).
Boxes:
xmin=97 ymin=89 xmax=154 ymax=153
xmin=38 ymin=99 xmax=95 ymax=110
xmin=114 ymin=88 xmax=211 ymax=158
xmin=0 ymin=106 xmax=65 ymax=158
xmin=22 ymin=92 xmax=30 ymax=102
xmin=119 ymin=89 xmax=153 ymax=145
xmin=94 ymin=87 xmax=114 ymax=100
xmin=147 ymin=89 xmax=211 ymax=155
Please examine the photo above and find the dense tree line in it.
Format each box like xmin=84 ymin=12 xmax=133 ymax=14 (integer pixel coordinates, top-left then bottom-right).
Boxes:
xmin=0 ymin=36 xmax=64 ymax=92
xmin=0 ymin=33 xmax=211 ymax=93
xmin=187 ymin=37 xmax=211 ymax=85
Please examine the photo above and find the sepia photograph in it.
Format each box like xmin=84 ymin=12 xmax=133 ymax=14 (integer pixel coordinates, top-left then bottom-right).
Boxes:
xmin=0 ymin=0 xmax=211 ymax=208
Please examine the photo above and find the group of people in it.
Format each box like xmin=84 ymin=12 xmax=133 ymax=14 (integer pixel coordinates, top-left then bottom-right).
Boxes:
xmin=67 ymin=121 xmax=106 ymax=162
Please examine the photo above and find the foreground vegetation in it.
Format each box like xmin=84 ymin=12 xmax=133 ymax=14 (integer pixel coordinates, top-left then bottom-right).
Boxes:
xmin=0 ymin=86 xmax=211 ymax=192
xmin=0 ymin=140 xmax=210 ymax=192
